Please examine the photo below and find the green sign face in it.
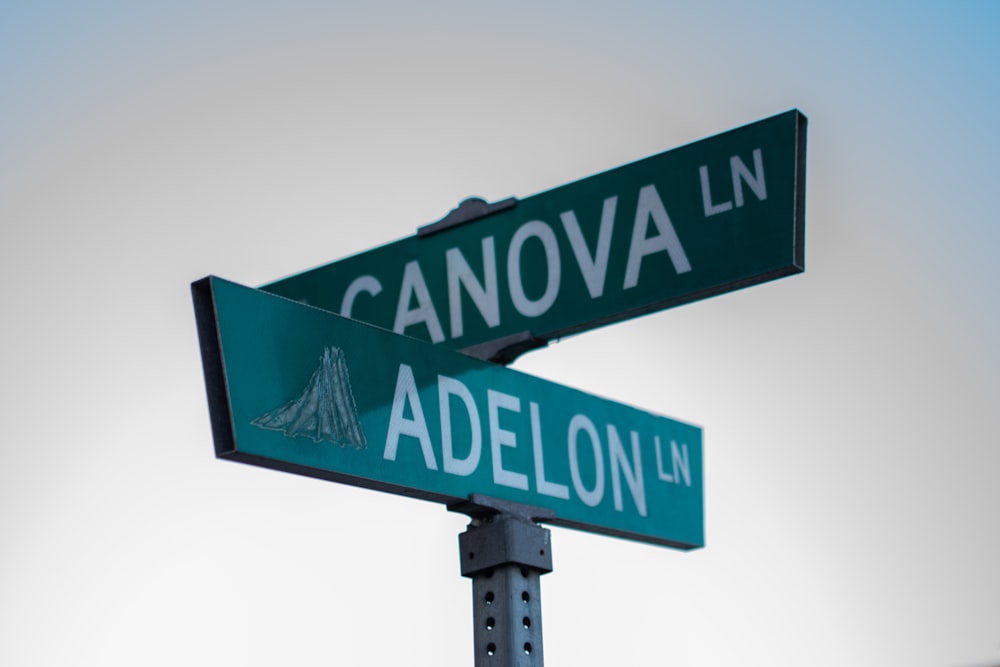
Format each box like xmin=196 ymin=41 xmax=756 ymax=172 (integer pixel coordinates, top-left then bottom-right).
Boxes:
xmin=194 ymin=277 xmax=704 ymax=549
xmin=261 ymin=110 xmax=806 ymax=359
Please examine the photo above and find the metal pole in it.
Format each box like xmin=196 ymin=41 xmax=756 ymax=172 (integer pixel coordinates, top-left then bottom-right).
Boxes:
xmin=450 ymin=495 xmax=554 ymax=667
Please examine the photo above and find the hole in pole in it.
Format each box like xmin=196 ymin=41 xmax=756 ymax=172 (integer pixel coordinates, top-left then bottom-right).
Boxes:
xmin=485 ymin=591 xmax=495 ymax=605
xmin=524 ymin=642 xmax=533 ymax=655
xmin=486 ymin=642 xmax=497 ymax=656
xmin=523 ymin=616 xmax=531 ymax=629
xmin=486 ymin=617 xmax=495 ymax=631
xmin=521 ymin=591 xmax=531 ymax=603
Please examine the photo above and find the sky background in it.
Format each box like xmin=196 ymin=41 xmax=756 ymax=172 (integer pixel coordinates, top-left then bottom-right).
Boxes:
xmin=2 ymin=2 xmax=999 ymax=666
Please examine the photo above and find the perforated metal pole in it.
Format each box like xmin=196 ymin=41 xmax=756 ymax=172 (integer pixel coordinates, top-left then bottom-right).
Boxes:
xmin=450 ymin=495 xmax=554 ymax=667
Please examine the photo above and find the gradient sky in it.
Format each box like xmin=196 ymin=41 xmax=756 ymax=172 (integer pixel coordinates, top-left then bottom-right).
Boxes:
xmin=2 ymin=3 xmax=999 ymax=666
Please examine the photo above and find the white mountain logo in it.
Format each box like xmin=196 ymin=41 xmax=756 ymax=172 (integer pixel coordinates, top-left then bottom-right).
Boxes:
xmin=252 ymin=346 xmax=367 ymax=449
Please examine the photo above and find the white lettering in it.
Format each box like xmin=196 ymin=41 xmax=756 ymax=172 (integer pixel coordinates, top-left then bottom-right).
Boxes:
xmin=446 ymin=238 xmax=500 ymax=339
xmin=607 ymin=426 xmax=647 ymax=516
xmin=488 ymin=390 xmax=529 ymax=490
xmin=340 ymin=275 xmax=383 ymax=317
xmin=438 ymin=375 xmax=481 ymax=476
xmin=384 ymin=364 xmax=438 ymax=470
xmin=559 ymin=196 xmax=617 ymax=299
xmin=655 ymin=436 xmax=674 ymax=482
xmin=508 ymin=221 xmax=561 ymax=317
xmin=530 ymin=402 xmax=569 ymax=499
xmin=568 ymin=414 xmax=604 ymax=507
xmin=655 ymin=437 xmax=691 ymax=487
xmin=671 ymin=439 xmax=691 ymax=487
xmin=623 ymin=184 xmax=691 ymax=289
xmin=731 ymin=148 xmax=767 ymax=207
xmin=700 ymin=165 xmax=733 ymax=217
xmin=394 ymin=261 xmax=445 ymax=343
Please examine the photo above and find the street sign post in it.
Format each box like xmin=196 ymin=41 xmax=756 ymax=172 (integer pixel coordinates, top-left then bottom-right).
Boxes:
xmin=193 ymin=276 xmax=704 ymax=549
xmin=261 ymin=110 xmax=806 ymax=361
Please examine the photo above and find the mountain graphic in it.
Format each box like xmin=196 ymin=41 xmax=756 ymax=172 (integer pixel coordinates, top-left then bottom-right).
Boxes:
xmin=251 ymin=346 xmax=367 ymax=448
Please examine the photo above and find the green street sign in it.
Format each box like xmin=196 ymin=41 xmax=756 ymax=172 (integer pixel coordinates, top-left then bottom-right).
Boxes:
xmin=194 ymin=276 xmax=704 ymax=549
xmin=261 ymin=110 xmax=806 ymax=360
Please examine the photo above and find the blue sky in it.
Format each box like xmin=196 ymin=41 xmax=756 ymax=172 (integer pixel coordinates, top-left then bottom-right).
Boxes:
xmin=2 ymin=3 xmax=998 ymax=666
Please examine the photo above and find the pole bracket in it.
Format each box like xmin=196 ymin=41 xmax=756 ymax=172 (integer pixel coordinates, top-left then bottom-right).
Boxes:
xmin=449 ymin=495 xmax=554 ymax=577
xmin=459 ymin=331 xmax=548 ymax=366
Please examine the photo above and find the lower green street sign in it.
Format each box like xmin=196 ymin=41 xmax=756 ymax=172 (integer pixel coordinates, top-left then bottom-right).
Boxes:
xmin=194 ymin=276 xmax=704 ymax=549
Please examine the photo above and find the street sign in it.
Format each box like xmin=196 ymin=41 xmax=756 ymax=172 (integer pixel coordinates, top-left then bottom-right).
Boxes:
xmin=261 ymin=110 xmax=806 ymax=360
xmin=194 ymin=276 xmax=704 ymax=549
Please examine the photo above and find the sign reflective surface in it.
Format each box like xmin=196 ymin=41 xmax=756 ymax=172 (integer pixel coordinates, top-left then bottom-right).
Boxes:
xmin=194 ymin=277 xmax=704 ymax=549
xmin=262 ymin=110 xmax=806 ymax=359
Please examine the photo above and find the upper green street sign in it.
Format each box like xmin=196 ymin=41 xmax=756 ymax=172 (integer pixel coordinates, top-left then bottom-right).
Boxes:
xmin=194 ymin=276 xmax=704 ymax=549
xmin=261 ymin=110 xmax=806 ymax=361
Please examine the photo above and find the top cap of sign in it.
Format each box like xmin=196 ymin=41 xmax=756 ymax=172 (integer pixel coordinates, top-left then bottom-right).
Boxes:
xmin=418 ymin=196 xmax=518 ymax=237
